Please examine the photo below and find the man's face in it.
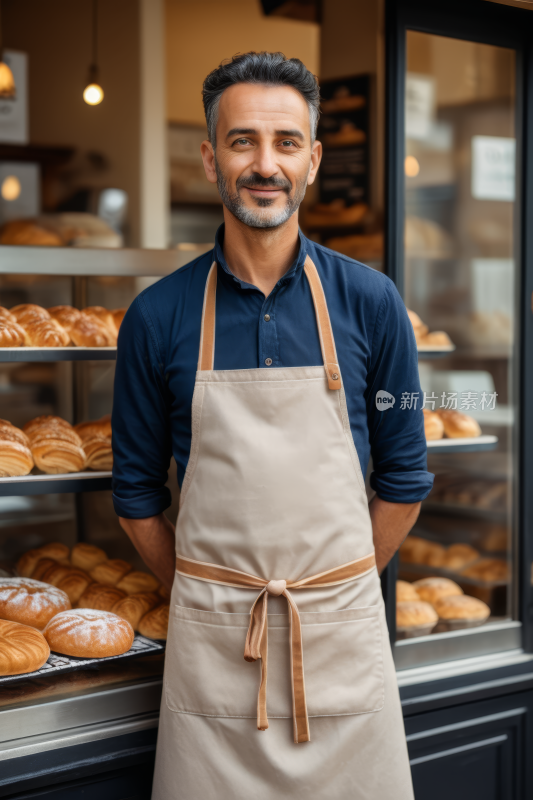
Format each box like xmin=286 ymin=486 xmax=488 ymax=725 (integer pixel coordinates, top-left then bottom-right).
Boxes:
xmin=201 ymin=83 xmax=322 ymax=229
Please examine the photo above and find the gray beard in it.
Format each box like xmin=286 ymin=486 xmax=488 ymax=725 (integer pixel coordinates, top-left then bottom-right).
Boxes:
xmin=215 ymin=160 xmax=308 ymax=230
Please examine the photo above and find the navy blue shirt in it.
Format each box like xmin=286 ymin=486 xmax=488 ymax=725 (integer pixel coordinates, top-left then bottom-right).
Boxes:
xmin=112 ymin=227 xmax=433 ymax=519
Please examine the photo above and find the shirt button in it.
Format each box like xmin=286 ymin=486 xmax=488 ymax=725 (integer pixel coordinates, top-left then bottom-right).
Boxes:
xmin=264 ymin=314 xmax=271 ymax=322
xmin=265 ymin=358 xmax=273 ymax=366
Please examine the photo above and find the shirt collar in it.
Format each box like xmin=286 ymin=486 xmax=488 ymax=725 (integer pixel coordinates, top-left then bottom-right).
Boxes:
xmin=213 ymin=223 xmax=308 ymax=291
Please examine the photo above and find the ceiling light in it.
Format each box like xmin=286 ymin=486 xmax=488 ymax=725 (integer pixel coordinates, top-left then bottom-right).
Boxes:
xmin=83 ymin=0 xmax=104 ymax=106
xmin=0 ymin=0 xmax=16 ymax=99
xmin=405 ymin=155 xmax=420 ymax=177
xmin=1 ymin=175 xmax=21 ymax=201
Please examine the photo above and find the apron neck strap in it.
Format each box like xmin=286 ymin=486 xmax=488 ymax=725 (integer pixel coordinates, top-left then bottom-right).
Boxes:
xmin=198 ymin=255 xmax=341 ymax=391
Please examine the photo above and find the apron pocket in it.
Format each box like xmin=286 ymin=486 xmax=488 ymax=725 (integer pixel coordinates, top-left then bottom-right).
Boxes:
xmin=164 ymin=603 xmax=384 ymax=719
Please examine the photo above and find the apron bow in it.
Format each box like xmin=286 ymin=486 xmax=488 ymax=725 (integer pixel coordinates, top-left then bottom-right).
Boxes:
xmin=175 ymin=552 xmax=376 ymax=744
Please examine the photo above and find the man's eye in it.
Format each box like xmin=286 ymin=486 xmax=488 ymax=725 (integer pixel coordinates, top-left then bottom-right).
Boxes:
xmin=281 ymin=140 xmax=296 ymax=148
xmin=235 ymin=139 xmax=249 ymax=145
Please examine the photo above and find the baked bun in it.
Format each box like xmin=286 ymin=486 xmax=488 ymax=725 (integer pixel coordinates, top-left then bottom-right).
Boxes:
xmin=31 ymin=437 xmax=86 ymax=474
xmin=16 ymin=541 xmax=70 ymax=577
xmin=41 ymin=562 xmax=72 ymax=586
xmin=112 ymin=591 xmax=160 ymax=630
xmin=138 ymin=603 xmax=169 ymax=640
xmin=461 ymin=558 xmax=509 ymax=582
xmin=0 ymin=436 xmax=33 ymax=476
xmin=0 ymin=577 xmax=71 ymax=629
xmin=77 ymin=582 xmax=127 ymax=612
xmin=399 ymin=535 xmax=446 ymax=567
xmin=0 ymin=320 xmax=27 ymax=347
xmin=412 ymin=577 xmax=463 ymax=605
xmin=418 ymin=331 xmax=453 ymax=348
xmin=396 ymin=580 xmax=419 ymax=602
xmin=435 ymin=409 xmax=481 ymax=439
xmin=396 ymin=601 xmax=438 ymax=629
xmin=24 ymin=319 xmax=70 ymax=348
xmin=434 ymin=594 xmax=490 ymax=622
xmin=0 ymin=221 xmax=63 ymax=247
xmin=71 ymin=543 xmax=107 ymax=572
xmin=112 ymin=308 xmax=126 ymax=331
xmin=47 ymin=306 xmax=82 ymax=332
xmin=44 ymin=609 xmax=134 ymax=658
xmin=0 ymin=619 xmax=50 ymax=675
xmin=442 ymin=544 xmax=479 ymax=571
xmin=46 ymin=568 xmax=93 ymax=604
xmin=37 ymin=542 xmax=70 ymax=562
xmin=74 ymin=417 xmax=112 ymax=440
xmin=70 ymin=315 xmax=115 ymax=347
xmin=10 ymin=304 xmax=50 ymax=327
xmin=89 ymin=559 xmax=132 ymax=586
xmin=116 ymin=571 xmax=160 ymax=595
xmin=80 ymin=436 xmax=112 ymax=470
xmin=406 ymin=309 xmax=428 ymax=342
xmin=423 ymin=409 xmax=444 ymax=441
xmin=31 ymin=558 xmax=57 ymax=581
xmin=83 ymin=306 xmax=117 ymax=337
xmin=23 ymin=415 xmax=76 ymax=441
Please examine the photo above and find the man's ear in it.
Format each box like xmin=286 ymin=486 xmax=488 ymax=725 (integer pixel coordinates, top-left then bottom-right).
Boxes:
xmin=201 ymin=140 xmax=217 ymax=184
xmin=307 ymin=139 xmax=323 ymax=186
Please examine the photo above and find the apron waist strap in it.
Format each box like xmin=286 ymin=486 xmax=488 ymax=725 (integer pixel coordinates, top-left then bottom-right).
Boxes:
xmin=175 ymin=552 xmax=377 ymax=744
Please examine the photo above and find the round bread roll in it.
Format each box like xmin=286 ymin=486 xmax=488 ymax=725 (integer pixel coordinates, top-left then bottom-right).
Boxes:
xmin=112 ymin=592 xmax=161 ymax=630
xmin=44 ymin=609 xmax=134 ymax=658
xmin=0 ymin=578 xmax=71 ymax=629
xmin=90 ymin=559 xmax=132 ymax=586
xmin=38 ymin=542 xmax=70 ymax=562
xmin=138 ymin=603 xmax=169 ymax=640
xmin=71 ymin=543 xmax=108 ymax=572
xmin=396 ymin=580 xmax=419 ymax=603
xmin=396 ymin=601 xmax=438 ymax=629
xmin=412 ymin=577 xmax=463 ymax=605
xmin=442 ymin=543 xmax=479 ymax=571
xmin=0 ymin=619 xmax=50 ymax=675
xmin=435 ymin=409 xmax=481 ymax=439
xmin=399 ymin=536 xmax=445 ymax=567
xmin=423 ymin=409 xmax=444 ymax=441
xmin=461 ymin=558 xmax=509 ymax=583
xmin=77 ymin=583 xmax=127 ymax=612
xmin=116 ymin=571 xmax=160 ymax=595
xmin=434 ymin=594 xmax=490 ymax=622
xmin=31 ymin=558 xmax=56 ymax=581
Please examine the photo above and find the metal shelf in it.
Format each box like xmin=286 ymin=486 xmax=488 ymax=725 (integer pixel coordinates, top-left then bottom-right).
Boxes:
xmin=426 ymin=434 xmax=498 ymax=453
xmin=417 ymin=346 xmax=456 ymax=359
xmin=0 ymin=347 xmax=116 ymax=362
xmin=0 ymin=471 xmax=112 ymax=496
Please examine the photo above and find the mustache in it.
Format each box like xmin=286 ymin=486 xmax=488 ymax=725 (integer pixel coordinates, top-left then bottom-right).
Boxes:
xmin=236 ymin=173 xmax=292 ymax=193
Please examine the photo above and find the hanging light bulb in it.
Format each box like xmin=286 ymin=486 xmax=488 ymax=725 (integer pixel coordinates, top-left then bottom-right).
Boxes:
xmin=83 ymin=0 xmax=103 ymax=106
xmin=0 ymin=0 xmax=16 ymax=99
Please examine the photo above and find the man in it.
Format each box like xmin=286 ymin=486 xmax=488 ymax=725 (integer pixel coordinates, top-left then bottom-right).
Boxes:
xmin=112 ymin=51 xmax=433 ymax=800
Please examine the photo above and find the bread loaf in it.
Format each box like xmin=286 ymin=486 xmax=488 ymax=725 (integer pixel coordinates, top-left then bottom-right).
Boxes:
xmin=435 ymin=409 xmax=481 ymax=439
xmin=138 ymin=603 xmax=169 ymax=640
xmin=70 ymin=315 xmax=115 ymax=347
xmin=396 ymin=600 xmax=438 ymax=629
xmin=412 ymin=577 xmax=463 ymax=605
xmin=0 ymin=577 xmax=71 ymax=629
xmin=112 ymin=591 xmax=160 ymax=630
xmin=77 ymin=583 xmax=127 ymax=611
xmin=71 ymin=543 xmax=107 ymax=572
xmin=89 ymin=559 xmax=132 ymax=586
xmin=0 ymin=619 xmax=50 ymax=675
xmin=0 ymin=320 xmax=27 ymax=347
xmin=423 ymin=409 xmax=444 ymax=441
xmin=116 ymin=571 xmax=160 ymax=595
xmin=434 ymin=594 xmax=490 ymax=622
xmin=44 ymin=609 xmax=134 ymax=658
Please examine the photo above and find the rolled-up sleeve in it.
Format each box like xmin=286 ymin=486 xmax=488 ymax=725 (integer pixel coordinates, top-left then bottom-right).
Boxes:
xmin=112 ymin=297 xmax=172 ymax=518
xmin=367 ymin=280 xmax=434 ymax=503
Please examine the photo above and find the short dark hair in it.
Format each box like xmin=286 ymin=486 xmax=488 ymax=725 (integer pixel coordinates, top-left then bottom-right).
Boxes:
xmin=202 ymin=51 xmax=320 ymax=147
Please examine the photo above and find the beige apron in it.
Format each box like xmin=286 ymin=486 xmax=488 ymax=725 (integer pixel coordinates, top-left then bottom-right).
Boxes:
xmin=152 ymin=256 xmax=414 ymax=799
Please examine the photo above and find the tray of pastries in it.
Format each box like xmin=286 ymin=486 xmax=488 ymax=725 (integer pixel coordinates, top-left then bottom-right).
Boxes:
xmin=0 ymin=304 xmax=126 ymax=356
xmin=0 ymin=542 xmax=170 ymax=682
xmin=0 ymin=414 xmax=112 ymax=478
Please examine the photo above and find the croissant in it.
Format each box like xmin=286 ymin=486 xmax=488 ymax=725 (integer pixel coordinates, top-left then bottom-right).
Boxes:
xmin=83 ymin=306 xmax=117 ymax=336
xmin=23 ymin=416 xmax=81 ymax=446
xmin=0 ymin=439 xmax=34 ymax=476
xmin=0 ymin=321 xmax=27 ymax=347
xmin=31 ymin=437 xmax=86 ymax=474
xmin=69 ymin=315 xmax=115 ymax=347
xmin=47 ymin=306 xmax=82 ymax=331
xmin=112 ymin=308 xmax=126 ymax=332
xmin=0 ymin=307 xmax=15 ymax=322
xmin=79 ymin=437 xmax=112 ymax=470
xmin=0 ymin=420 xmax=31 ymax=447
xmin=74 ymin=415 xmax=112 ymax=441
xmin=24 ymin=319 xmax=70 ymax=348
xmin=10 ymin=304 xmax=50 ymax=326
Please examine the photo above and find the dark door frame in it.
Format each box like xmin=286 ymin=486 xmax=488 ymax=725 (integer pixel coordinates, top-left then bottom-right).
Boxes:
xmin=384 ymin=0 xmax=533 ymax=652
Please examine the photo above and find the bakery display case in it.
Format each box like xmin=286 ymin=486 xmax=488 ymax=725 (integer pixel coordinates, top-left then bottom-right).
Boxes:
xmin=0 ymin=245 xmax=195 ymax=798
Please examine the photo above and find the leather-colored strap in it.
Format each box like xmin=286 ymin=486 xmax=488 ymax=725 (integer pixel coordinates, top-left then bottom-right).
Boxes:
xmin=197 ymin=255 xmax=342 ymax=389
xmin=175 ymin=551 xmax=376 ymax=744
xmin=198 ymin=262 xmax=217 ymax=371
xmin=303 ymin=255 xmax=341 ymax=390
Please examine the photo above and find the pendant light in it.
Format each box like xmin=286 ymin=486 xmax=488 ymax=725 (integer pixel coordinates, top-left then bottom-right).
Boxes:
xmin=83 ymin=0 xmax=103 ymax=105
xmin=0 ymin=0 xmax=16 ymax=100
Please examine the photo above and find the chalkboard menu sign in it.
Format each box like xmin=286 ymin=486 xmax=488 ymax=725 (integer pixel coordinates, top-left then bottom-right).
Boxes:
xmin=318 ymin=74 xmax=369 ymax=207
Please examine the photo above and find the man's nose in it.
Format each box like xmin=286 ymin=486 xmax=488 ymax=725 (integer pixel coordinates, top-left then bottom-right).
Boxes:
xmin=252 ymin=145 xmax=279 ymax=179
